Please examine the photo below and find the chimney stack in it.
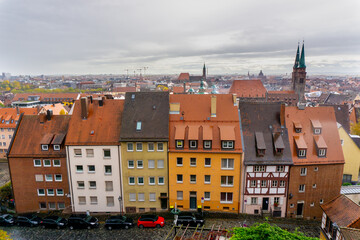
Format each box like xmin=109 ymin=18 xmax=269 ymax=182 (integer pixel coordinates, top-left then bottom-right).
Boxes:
xmin=183 ymin=82 xmax=186 ymax=94
xmin=90 ymin=95 xmax=93 ymax=104
xmin=46 ymin=109 xmax=53 ymax=121
xmin=16 ymin=106 xmax=20 ymax=115
xmin=211 ymin=95 xmax=216 ymax=117
xmin=80 ymin=97 xmax=88 ymax=119
xmin=280 ymin=103 xmax=285 ymax=127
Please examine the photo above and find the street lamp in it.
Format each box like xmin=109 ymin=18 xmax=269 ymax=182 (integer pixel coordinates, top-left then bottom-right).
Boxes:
xmin=118 ymin=196 xmax=122 ymax=215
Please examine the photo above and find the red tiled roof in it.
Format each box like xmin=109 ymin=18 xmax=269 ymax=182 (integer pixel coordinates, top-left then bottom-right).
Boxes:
xmin=113 ymin=86 xmax=136 ymax=93
xmin=173 ymin=86 xmax=185 ymax=93
xmin=229 ymin=80 xmax=267 ymax=98
xmin=0 ymin=108 xmax=38 ymax=128
xmin=178 ymin=73 xmax=190 ymax=81
xmin=13 ymin=93 xmax=79 ymax=102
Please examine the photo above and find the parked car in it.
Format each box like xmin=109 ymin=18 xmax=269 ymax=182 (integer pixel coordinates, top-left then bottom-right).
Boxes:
xmin=0 ymin=214 xmax=15 ymax=226
xmin=40 ymin=216 xmax=68 ymax=229
xmin=104 ymin=215 xmax=134 ymax=230
xmin=137 ymin=215 xmax=165 ymax=228
xmin=174 ymin=212 xmax=205 ymax=227
xmin=68 ymin=214 xmax=99 ymax=230
xmin=16 ymin=214 xmax=42 ymax=227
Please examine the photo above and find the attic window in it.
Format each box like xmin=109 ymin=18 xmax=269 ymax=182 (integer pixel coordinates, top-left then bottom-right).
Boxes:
xmin=293 ymin=121 xmax=302 ymax=133
xmin=131 ymin=94 xmax=135 ymax=100
xmin=53 ymin=145 xmax=60 ymax=151
xmin=314 ymin=128 xmax=321 ymax=134
xmin=176 ymin=140 xmax=184 ymax=149
xmin=41 ymin=145 xmax=49 ymax=151
xmin=136 ymin=121 xmax=142 ymax=131
xmin=273 ymin=133 xmax=284 ymax=156
xmin=311 ymin=119 xmax=322 ymax=135
xmin=255 ymin=132 xmax=266 ymax=156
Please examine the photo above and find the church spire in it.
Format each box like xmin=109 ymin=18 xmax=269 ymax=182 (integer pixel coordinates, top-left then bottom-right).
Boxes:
xmin=299 ymin=42 xmax=306 ymax=68
xmin=293 ymin=43 xmax=300 ymax=68
xmin=202 ymin=63 xmax=206 ymax=78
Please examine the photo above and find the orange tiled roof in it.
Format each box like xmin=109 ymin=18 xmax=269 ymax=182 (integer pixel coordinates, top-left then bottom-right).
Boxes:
xmin=169 ymin=94 xmax=242 ymax=153
xmin=178 ymin=73 xmax=190 ymax=81
xmin=268 ymin=90 xmax=295 ymax=94
xmin=13 ymin=93 xmax=79 ymax=102
xmin=66 ymin=99 xmax=124 ymax=146
xmin=172 ymin=86 xmax=185 ymax=93
xmin=285 ymin=106 xmax=344 ymax=165
xmin=0 ymin=108 xmax=38 ymax=128
xmin=229 ymin=80 xmax=267 ymax=98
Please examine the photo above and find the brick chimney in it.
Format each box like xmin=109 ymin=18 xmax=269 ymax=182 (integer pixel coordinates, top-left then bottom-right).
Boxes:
xmin=46 ymin=109 xmax=53 ymax=121
xmin=211 ymin=95 xmax=216 ymax=117
xmin=81 ymin=97 xmax=88 ymax=119
xmin=280 ymin=103 xmax=285 ymax=127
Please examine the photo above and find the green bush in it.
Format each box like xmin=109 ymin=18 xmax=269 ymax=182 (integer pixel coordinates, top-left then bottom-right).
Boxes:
xmin=0 ymin=182 xmax=12 ymax=201
xmin=342 ymin=182 xmax=352 ymax=186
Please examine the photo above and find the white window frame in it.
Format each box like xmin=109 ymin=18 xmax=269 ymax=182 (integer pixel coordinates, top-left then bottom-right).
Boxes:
xmin=157 ymin=159 xmax=164 ymax=169
xmin=222 ymin=141 xmax=234 ymax=149
xmin=86 ymin=149 xmax=94 ymax=157
xmin=90 ymin=196 xmax=98 ymax=205
xmin=299 ymin=184 xmax=305 ymax=192
xmin=136 ymin=121 xmax=142 ymax=131
xmin=314 ymin=167 xmax=319 ymax=171
xmin=138 ymin=193 xmax=145 ymax=202
xmin=128 ymin=160 xmax=134 ymax=168
xmin=204 ymin=192 xmax=211 ymax=201
xmin=37 ymin=189 xmax=45 ymax=196
xmin=138 ymin=177 xmax=144 ymax=185
xmin=318 ymin=148 xmax=326 ymax=157
xmin=136 ymin=142 xmax=143 ymax=151
xmin=204 ymin=175 xmax=211 ymax=184
xmin=128 ymin=177 xmax=135 ymax=185
xmin=137 ymin=160 xmax=143 ymax=169
xmin=300 ymin=167 xmax=307 ymax=176
xmin=177 ymin=174 xmax=183 ymax=183
xmin=310 ymin=202 xmax=314 ymax=207
xmin=88 ymin=165 xmax=95 ymax=173
xmin=56 ymin=189 xmax=64 ymax=196
xmin=149 ymin=192 xmax=156 ymax=202
xmin=220 ymin=192 xmax=233 ymax=204
xmin=53 ymin=159 xmax=60 ymax=167
xmin=280 ymin=180 xmax=286 ymax=187
xmin=251 ymin=197 xmax=257 ymax=205
xmin=314 ymin=128 xmax=321 ymax=134
xmin=148 ymin=160 xmax=155 ymax=169
xmin=276 ymin=166 xmax=284 ymax=172
xmin=48 ymin=202 xmax=56 ymax=210
xmin=272 ymin=180 xmax=278 ymax=187
xmin=127 ymin=143 xmax=134 ymax=152
xmin=176 ymin=140 xmax=183 ymax=148
xmin=320 ymin=199 xmax=324 ymax=204
xmin=254 ymin=166 xmax=266 ymax=172
xmin=58 ymin=202 xmax=65 ymax=209
xmin=221 ymin=176 xmax=234 ymax=187
xmin=76 ymin=165 xmax=83 ymax=173
xmin=43 ymin=159 xmax=51 ymax=167
xmin=35 ymin=174 xmax=43 ymax=182
xmin=158 ymin=176 xmax=165 ymax=185
xmin=261 ymin=180 xmax=267 ymax=187
xmin=189 ymin=140 xmax=197 ymax=148
xmin=53 ymin=145 xmax=60 ymax=151
xmin=104 ymin=165 xmax=112 ymax=175
xmin=74 ymin=149 xmax=82 ymax=157
xmin=129 ymin=193 xmax=136 ymax=202
xmin=89 ymin=181 xmax=96 ymax=189
xmin=177 ymin=191 xmax=183 ymax=200
xmin=298 ymin=149 xmax=306 ymax=157
xmin=221 ymin=158 xmax=234 ymax=170
xmin=77 ymin=181 xmax=85 ymax=189
xmin=78 ymin=197 xmax=86 ymax=205
xmin=147 ymin=142 xmax=155 ymax=152
xmin=204 ymin=140 xmax=212 ymax=149
xmin=274 ymin=197 xmax=280 ymax=204
xmin=177 ymin=157 xmax=183 ymax=166
xmin=42 ymin=145 xmax=48 ymax=151
xmin=103 ymin=149 xmax=111 ymax=158
xmin=190 ymin=158 xmax=196 ymax=166
xmin=190 ymin=175 xmax=196 ymax=184
xmin=47 ymin=189 xmax=55 ymax=196
xmin=250 ymin=180 xmax=256 ymax=187
xmin=54 ymin=174 xmax=62 ymax=182
xmin=149 ymin=176 xmax=155 ymax=185
xmin=205 ymin=158 xmax=211 ymax=167
xmin=313 ymin=184 xmax=317 ymax=188
xmin=34 ymin=159 xmax=41 ymax=167
xmin=157 ymin=142 xmax=164 ymax=151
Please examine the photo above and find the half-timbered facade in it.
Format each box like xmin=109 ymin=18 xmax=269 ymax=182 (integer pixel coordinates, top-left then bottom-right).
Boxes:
xmin=239 ymin=103 xmax=293 ymax=217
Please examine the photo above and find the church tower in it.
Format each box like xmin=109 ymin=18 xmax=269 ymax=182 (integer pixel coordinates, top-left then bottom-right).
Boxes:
xmin=292 ymin=42 xmax=307 ymax=102
xmin=202 ymin=63 xmax=206 ymax=80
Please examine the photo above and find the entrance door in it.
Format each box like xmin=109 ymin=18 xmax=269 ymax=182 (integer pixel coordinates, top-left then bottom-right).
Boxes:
xmin=189 ymin=191 xmax=197 ymax=209
xmin=296 ymin=203 xmax=304 ymax=216
xmin=262 ymin=198 xmax=269 ymax=210
xmin=160 ymin=193 xmax=167 ymax=209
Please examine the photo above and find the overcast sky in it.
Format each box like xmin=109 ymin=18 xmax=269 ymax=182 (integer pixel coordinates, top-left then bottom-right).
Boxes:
xmin=0 ymin=0 xmax=359 ymax=76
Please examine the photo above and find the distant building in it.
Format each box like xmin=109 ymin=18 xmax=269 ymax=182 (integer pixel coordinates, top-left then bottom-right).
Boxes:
xmin=229 ymin=80 xmax=267 ymax=102
xmin=291 ymin=43 xmax=307 ymax=102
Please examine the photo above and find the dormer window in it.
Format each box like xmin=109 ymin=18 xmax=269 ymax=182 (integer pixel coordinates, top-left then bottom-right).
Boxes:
xmin=41 ymin=145 xmax=49 ymax=151
xmin=53 ymin=145 xmax=60 ymax=151
xmin=255 ymin=132 xmax=266 ymax=156
xmin=318 ymin=148 xmax=326 ymax=157
xmin=298 ymin=149 xmax=307 ymax=157
xmin=222 ymin=141 xmax=234 ymax=149
xmin=273 ymin=133 xmax=284 ymax=156
xmin=311 ymin=119 xmax=322 ymax=135
xmin=176 ymin=140 xmax=184 ymax=149
xmin=189 ymin=140 xmax=197 ymax=149
xmin=314 ymin=128 xmax=321 ymax=134
xmin=203 ymin=140 xmax=212 ymax=149
xmin=136 ymin=121 xmax=142 ymax=131
xmin=293 ymin=121 xmax=302 ymax=133
xmin=295 ymin=128 xmax=302 ymax=133
xmin=257 ymin=149 xmax=265 ymax=156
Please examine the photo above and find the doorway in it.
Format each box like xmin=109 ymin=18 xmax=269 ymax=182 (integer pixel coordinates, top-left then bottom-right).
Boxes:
xmin=262 ymin=197 xmax=269 ymax=210
xmin=296 ymin=203 xmax=304 ymax=216
xmin=189 ymin=191 xmax=197 ymax=209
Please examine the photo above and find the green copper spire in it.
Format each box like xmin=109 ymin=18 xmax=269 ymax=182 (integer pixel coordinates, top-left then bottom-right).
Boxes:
xmin=293 ymin=43 xmax=300 ymax=68
xmin=299 ymin=42 xmax=306 ymax=68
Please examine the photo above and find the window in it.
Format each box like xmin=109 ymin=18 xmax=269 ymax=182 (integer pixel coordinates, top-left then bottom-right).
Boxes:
xmin=76 ymin=165 xmax=83 ymax=173
xmin=176 ymin=140 xmax=184 ymax=148
xmin=221 ymin=176 xmax=234 ymax=186
xmin=341 ymin=139 xmax=344 ymax=146
xmin=250 ymin=180 xmax=256 ymax=187
xmin=148 ymin=160 xmax=155 ymax=169
xmin=74 ymin=149 xmax=82 ymax=156
xmin=254 ymin=166 xmax=266 ymax=172
xmin=190 ymin=158 xmax=196 ymax=166
xmin=105 ymin=165 xmax=112 ymax=174
xmin=261 ymin=180 xmax=267 ymax=187
xmin=313 ymin=184 xmax=317 ymax=188
xmin=53 ymin=145 xmax=60 ymax=151
xmin=276 ymin=166 xmax=284 ymax=172
xmin=136 ymin=142 xmax=143 ymax=151
xmin=295 ymin=127 xmax=302 ymax=133
xmin=48 ymin=202 xmax=56 ymax=210
xmin=138 ymin=193 xmax=145 ymax=202
xmin=86 ymin=149 xmax=94 ymax=157
xmin=220 ymin=192 xmax=233 ymax=203
xmin=157 ymin=159 xmax=164 ymax=168
xmin=136 ymin=121 xmax=142 ymax=131
xmin=34 ymin=159 xmax=41 ymax=167
xmin=43 ymin=159 xmax=51 ymax=167
xmin=53 ymin=159 xmax=60 ymax=167
xmin=157 ymin=142 xmax=164 ymax=151
xmin=58 ymin=202 xmax=65 ymax=209
xmin=128 ymin=160 xmax=134 ymax=168
xmin=190 ymin=175 xmax=196 ymax=183
xmin=42 ymin=145 xmax=48 ymax=151
xmin=55 ymin=174 xmax=62 ymax=182
xmin=47 ymin=189 xmax=54 ymax=196
xmin=129 ymin=193 xmax=136 ymax=202
xmin=310 ymin=202 xmax=314 ymax=207
xmin=137 ymin=160 xmax=143 ymax=168
xmin=314 ymin=128 xmax=321 ymax=134
xmin=177 ymin=157 xmax=183 ymax=166
xmin=177 ymin=191 xmax=184 ymax=200
xmin=90 ymin=196 xmax=98 ymax=205
xmin=222 ymin=141 xmax=234 ymax=149
xmin=299 ymin=184 xmax=305 ymax=192
xmin=221 ymin=159 xmax=234 ymax=169
xmin=148 ymin=143 xmax=154 ymax=151
xmin=318 ymin=149 xmax=326 ymax=157
xmin=45 ymin=174 xmax=53 ymax=182
xmin=129 ymin=177 xmax=135 ymax=185
xmin=274 ymin=197 xmax=280 ymax=204
xmin=138 ymin=177 xmax=144 ymax=185
xmin=158 ymin=177 xmax=165 ymax=185
xmin=251 ymin=197 xmax=257 ymax=205
xmin=300 ymin=167 xmax=307 ymax=176
xmin=35 ymin=174 xmax=43 ymax=182
xmin=107 ymin=196 xmax=114 ymax=207
xmin=205 ymin=158 xmax=211 ymax=167
xmin=77 ymin=181 xmax=85 ymax=189
xmin=204 ymin=192 xmax=211 ymax=200
xmin=298 ymin=149 xmax=306 ymax=157
xmin=189 ymin=140 xmax=197 ymax=149
xmin=103 ymin=149 xmax=111 ymax=158
xmin=149 ymin=193 xmax=156 ymax=202
xmin=56 ymin=189 xmax=64 ymax=196
xmin=79 ymin=196 xmax=86 ymax=205
xmin=204 ymin=175 xmax=211 ymax=184
xmin=290 ymin=204 xmax=294 ymax=208
xmin=177 ymin=174 xmax=183 ymax=183
xmin=105 ymin=181 xmax=113 ymax=191
xmin=89 ymin=181 xmax=96 ymax=189
xmin=320 ymin=199 xmax=324 ymax=204
xmin=280 ymin=180 xmax=286 ymax=187
xmin=204 ymin=140 xmax=212 ymax=149
xmin=272 ymin=180 xmax=278 ymax=187
xmin=88 ymin=165 xmax=95 ymax=173
xmin=149 ymin=177 xmax=155 ymax=185
xmin=37 ymin=189 xmax=45 ymax=196
xmin=127 ymin=143 xmax=134 ymax=151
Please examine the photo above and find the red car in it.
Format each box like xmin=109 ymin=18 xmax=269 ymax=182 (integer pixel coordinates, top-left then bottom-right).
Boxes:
xmin=137 ymin=215 xmax=165 ymax=228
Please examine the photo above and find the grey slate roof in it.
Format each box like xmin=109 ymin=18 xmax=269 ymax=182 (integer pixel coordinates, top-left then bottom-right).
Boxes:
xmin=119 ymin=92 xmax=169 ymax=141
xmin=321 ymin=104 xmax=350 ymax=133
xmin=239 ymin=102 xmax=293 ymax=165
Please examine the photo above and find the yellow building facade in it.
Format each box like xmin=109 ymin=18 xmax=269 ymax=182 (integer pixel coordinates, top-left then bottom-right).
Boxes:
xmin=339 ymin=125 xmax=360 ymax=182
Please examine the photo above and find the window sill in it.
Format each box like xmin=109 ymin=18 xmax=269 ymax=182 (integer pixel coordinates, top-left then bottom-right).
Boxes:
xmin=220 ymin=201 xmax=233 ymax=204
xmin=221 ymin=185 xmax=234 ymax=187
xmin=177 ymin=182 xmax=183 ymax=184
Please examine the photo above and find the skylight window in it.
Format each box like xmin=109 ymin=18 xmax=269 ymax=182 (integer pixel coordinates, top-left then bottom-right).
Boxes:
xmin=136 ymin=121 xmax=142 ymax=131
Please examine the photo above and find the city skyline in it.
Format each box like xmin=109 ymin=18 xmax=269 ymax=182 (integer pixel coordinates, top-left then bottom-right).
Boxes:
xmin=0 ymin=0 xmax=359 ymax=75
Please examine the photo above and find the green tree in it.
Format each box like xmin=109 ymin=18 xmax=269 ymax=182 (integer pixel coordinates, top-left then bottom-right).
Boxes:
xmin=0 ymin=182 xmax=12 ymax=201
xmin=0 ymin=230 xmax=12 ymax=240
xmin=230 ymin=222 xmax=318 ymax=240
xmin=351 ymin=122 xmax=360 ymax=135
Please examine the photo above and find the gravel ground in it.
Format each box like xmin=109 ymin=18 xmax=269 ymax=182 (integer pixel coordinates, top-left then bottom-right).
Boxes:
xmin=0 ymin=217 xmax=321 ymax=240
